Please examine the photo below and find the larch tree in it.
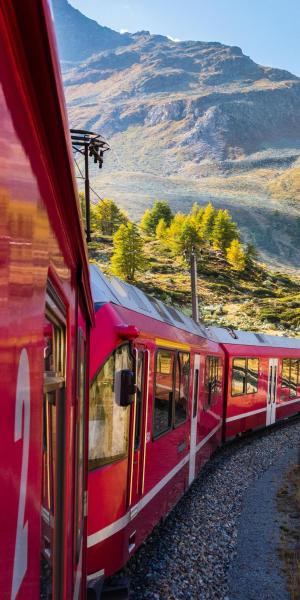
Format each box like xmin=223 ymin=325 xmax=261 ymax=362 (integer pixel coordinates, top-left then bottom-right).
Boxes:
xmin=178 ymin=217 xmax=201 ymax=258
xmin=155 ymin=218 xmax=168 ymax=241
xmin=140 ymin=200 xmax=173 ymax=234
xmin=212 ymin=209 xmax=239 ymax=252
xmin=111 ymin=222 xmax=147 ymax=281
xmin=226 ymin=239 xmax=246 ymax=271
xmin=164 ymin=212 xmax=186 ymax=254
xmin=199 ymin=202 xmax=216 ymax=242
xmin=91 ymin=198 xmax=128 ymax=236
xmin=190 ymin=202 xmax=205 ymax=229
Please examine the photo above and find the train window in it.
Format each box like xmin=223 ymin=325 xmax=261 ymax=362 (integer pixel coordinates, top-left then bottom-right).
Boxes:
xmin=204 ymin=356 xmax=221 ymax=409
xmin=290 ymin=360 xmax=298 ymax=397
xmin=42 ymin=294 xmax=66 ymax=598
xmin=282 ymin=359 xmax=290 ymax=388
xmin=231 ymin=358 xmax=246 ymax=395
xmin=174 ymin=352 xmax=190 ymax=426
xmin=153 ymin=350 xmax=174 ymax=437
xmin=281 ymin=358 xmax=299 ymax=398
xmin=231 ymin=357 xmax=259 ymax=396
xmin=135 ymin=351 xmax=144 ymax=450
xmin=88 ymin=344 xmax=132 ymax=470
xmin=246 ymin=358 xmax=259 ymax=393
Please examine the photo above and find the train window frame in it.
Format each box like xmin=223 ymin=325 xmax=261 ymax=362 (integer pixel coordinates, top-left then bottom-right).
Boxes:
xmin=231 ymin=357 xmax=259 ymax=397
xmin=174 ymin=351 xmax=190 ymax=428
xmin=134 ymin=350 xmax=145 ymax=451
xmin=204 ymin=355 xmax=221 ymax=410
xmin=43 ymin=305 xmax=67 ymax=517
xmin=152 ymin=347 xmax=190 ymax=440
xmin=153 ymin=348 xmax=174 ymax=440
xmin=281 ymin=358 xmax=299 ymax=398
xmin=88 ymin=342 xmax=133 ymax=471
xmin=42 ymin=284 xmax=67 ymax=598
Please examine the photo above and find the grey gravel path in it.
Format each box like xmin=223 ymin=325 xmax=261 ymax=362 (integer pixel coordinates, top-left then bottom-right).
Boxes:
xmin=122 ymin=419 xmax=300 ymax=600
xmin=228 ymin=446 xmax=295 ymax=600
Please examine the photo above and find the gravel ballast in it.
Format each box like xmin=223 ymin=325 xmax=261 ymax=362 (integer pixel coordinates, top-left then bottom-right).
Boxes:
xmin=122 ymin=419 xmax=300 ymax=600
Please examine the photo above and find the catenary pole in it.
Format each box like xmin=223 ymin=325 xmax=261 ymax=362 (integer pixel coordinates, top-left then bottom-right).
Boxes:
xmin=190 ymin=246 xmax=199 ymax=323
xmin=84 ymin=143 xmax=91 ymax=242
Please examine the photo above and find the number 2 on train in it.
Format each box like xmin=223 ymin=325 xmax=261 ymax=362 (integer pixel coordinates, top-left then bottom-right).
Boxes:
xmin=11 ymin=349 xmax=30 ymax=600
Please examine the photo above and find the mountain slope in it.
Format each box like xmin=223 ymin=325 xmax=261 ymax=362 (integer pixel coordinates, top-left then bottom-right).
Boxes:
xmin=53 ymin=0 xmax=300 ymax=268
xmin=52 ymin=0 xmax=132 ymax=62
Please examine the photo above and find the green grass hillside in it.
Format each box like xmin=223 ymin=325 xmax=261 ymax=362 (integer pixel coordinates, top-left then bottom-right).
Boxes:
xmin=89 ymin=236 xmax=300 ymax=336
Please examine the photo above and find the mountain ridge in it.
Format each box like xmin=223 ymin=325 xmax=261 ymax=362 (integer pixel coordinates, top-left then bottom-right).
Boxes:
xmin=53 ymin=0 xmax=300 ymax=268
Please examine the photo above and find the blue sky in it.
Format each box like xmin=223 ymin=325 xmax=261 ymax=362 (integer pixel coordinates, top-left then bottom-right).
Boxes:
xmin=69 ymin=0 xmax=300 ymax=76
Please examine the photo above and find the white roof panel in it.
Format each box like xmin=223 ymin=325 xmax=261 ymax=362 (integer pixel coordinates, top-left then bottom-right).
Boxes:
xmin=90 ymin=265 xmax=210 ymax=338
xmin=208 ymin=326 xmax=300 ymax=349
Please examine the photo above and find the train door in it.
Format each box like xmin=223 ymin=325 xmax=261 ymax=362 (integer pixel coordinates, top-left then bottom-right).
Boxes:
xmin=41 ymin=287 xmax=67 ymax=599
xmin=188 ymin=354 xmax=200 ymax=485
xmin=128 ymin=347 xmax=149 ymax=516
xmin=266 ymin=358 xmax=278 ymax=426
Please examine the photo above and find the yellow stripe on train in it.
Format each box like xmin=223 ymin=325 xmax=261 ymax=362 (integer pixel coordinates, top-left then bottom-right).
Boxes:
xmin=155 ymin=338 xmax=190 ymax=351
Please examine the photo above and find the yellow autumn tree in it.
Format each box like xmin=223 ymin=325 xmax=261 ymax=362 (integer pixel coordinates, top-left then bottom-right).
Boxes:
xmin=226 ymin=239 xmax=246 ymax=271
xmin=111 ymin=222 xmax=147 ymax=280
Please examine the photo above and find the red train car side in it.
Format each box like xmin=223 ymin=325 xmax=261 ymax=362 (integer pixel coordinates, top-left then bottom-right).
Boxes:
xmin=210 ymin=328 xmax=300 ymax=440
xmin=0 ymin=2 xmax=93 ymax=598
xmin=87 ymin=266 xmax=224 ymax=581
xmin=87 ymin=268 xmax=300 ymax=589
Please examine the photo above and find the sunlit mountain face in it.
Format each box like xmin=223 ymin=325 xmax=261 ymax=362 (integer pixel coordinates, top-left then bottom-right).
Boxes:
xmin=54 ymin=0 xmax=300 ymax=269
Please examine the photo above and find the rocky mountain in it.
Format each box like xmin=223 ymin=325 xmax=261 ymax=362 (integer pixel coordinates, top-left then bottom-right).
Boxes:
xmin=53 ymin=0 xmax=300 ymax=268
xmin=52 ymin=0 xmax=132 ymax=62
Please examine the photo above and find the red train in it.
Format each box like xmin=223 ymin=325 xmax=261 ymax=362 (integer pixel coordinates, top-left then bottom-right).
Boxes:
xmin=2 ymin=2 xmax=300 ymax=599
xmin=87 ymin=266 xmax=300 ymax=586
xmin=0 ymin=2 xmax=93 ymax=599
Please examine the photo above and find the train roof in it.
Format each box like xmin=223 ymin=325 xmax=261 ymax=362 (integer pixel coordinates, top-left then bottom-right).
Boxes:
xmin=207 ymin=326 xmax=300 ymax=350
xmin=90 ymin=265 xmax=210 ymax=339
xmin=90 ymin=265 xmax=300 ymax=350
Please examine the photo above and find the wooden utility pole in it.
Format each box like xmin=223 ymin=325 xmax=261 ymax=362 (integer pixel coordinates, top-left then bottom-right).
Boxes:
xmin=190 ymin=246 xmax=199 ymax=323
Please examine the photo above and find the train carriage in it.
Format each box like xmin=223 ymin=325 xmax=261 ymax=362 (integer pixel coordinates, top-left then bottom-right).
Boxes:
xmin=210 ymin=327 xmax=300 ymax=440
xmin=0 ymin=2 xmax=94 ymax=598
xmin=4 ymin=2 xmax=300 ymax=598
xmin=87 ymin=266 xmax=224 ymax=581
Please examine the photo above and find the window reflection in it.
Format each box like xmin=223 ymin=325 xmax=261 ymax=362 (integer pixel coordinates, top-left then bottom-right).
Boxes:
xmin=89 ymin=344 xmax=132 ymax=469
xmin=232 ymin=357 xmax=259 ymax=396
xmin=282 ymin=358 xmax=299 ymax=398
xmin=174 ymin=352 xmax=189 ymax=426
xmin=205 ymin=356 xmax=222 ymax=408
xmin=154 ymin=350 xmax=174 ymax=437
xmin=134 ymin=352 xmax=144 ymax=450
